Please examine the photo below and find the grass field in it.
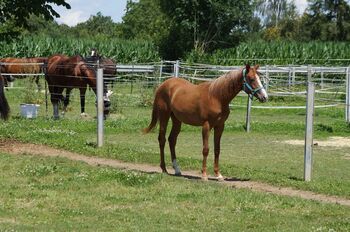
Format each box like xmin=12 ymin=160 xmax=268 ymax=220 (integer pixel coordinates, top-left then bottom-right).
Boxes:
xmin=1 ymin=78 xmax=350 ymax=230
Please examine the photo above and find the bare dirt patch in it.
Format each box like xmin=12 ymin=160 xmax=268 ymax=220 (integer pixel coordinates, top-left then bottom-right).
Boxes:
xmin=283 ymin=136 xmax=350 ymax=148
xmin=0 ymin=139 xmax=349 ymax=207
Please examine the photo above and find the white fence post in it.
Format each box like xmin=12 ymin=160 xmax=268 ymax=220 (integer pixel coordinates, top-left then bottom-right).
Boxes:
xmin=307 ymin=65 xmax=312 ymax=83
xmin=245 ymin=95 xmax=252 ymax=132
xmin=346 ymin=67 xmax=350 ymax=123
xmin=265 ymin=65 xmax=269 ymax=92
xmin=174 ymin=60 xmax=180 ymax=77
xmin=304 ymin=82 xmax=315 ymax=182
xmin=97 ymin=68 xmax=104 ymax=147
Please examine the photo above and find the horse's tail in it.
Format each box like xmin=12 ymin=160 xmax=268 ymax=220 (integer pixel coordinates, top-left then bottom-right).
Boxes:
xmin=0 ymin=77 xmax=10 ymax=120
xmin=143 ymin=99 xmax=158 ymax=134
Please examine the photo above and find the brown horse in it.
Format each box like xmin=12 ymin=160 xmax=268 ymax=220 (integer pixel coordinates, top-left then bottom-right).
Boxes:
xmin=84 ymin=49 xmax=117 ymax=87
xmin=0 ymin=76 xmax=10 ymax=120
xmin=0 ymin=57 xmax=47 ymax=89
xmin=46 ymin=54 xmax=111 ymax=119
xmin=143 ymin=64 xmax=268 ymax=180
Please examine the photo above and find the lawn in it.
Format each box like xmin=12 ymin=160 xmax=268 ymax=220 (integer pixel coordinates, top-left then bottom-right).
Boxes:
xmin=0 ymin=153 xmax=349 ymax=231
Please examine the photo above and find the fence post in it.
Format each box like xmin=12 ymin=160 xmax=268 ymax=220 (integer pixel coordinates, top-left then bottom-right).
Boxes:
xmin=159 ymin=60 xmax=163 ymax=84
xmin=97 ymin=68 xmax=104 ymax=147
xmin=174 ymin=60 xmax=180 ymax=77
xmin=307 ymin=65 xmax=312 ymax=83
xmin=288 ymin=65 xmax=292 ymax=89
xmin=245 ymin=95 xmax=252 ymax=132
xmin=346 ymin=67 xmax=350 ymax=123
xmin=265 ymin=65 xmax=269 ymax=93
xmin=320 ymin=68 xmax=324 ymax=89
xmin=304 ymin=82 xmax=315 ymax=182
xmin=292 ymin=67 xmax=295 ymax=86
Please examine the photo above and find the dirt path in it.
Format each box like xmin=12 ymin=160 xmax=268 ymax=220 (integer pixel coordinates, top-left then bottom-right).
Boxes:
xmin=0 ymin=140 xmax=349 ymax=207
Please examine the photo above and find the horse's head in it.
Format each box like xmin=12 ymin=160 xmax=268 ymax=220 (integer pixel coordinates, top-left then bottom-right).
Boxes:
xmin=242 ymin=64 xmax=268 ymax=102
xmin=79 ymin=62 xmax=112 ymax=117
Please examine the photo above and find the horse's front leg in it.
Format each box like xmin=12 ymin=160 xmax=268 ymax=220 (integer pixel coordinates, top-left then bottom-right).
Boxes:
xmin=214 ymin=124 xmax=225 ymax=181
xmin=201 ymin=121 xmax=210 ymax=181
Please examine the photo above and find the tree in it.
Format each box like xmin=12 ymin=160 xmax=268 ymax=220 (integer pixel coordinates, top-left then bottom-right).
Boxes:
xmin=74 ymin=12 xmax=120 ymax=38
xmin=159 ymin=0 xmax=254 ymax=59
xmin=0 ymin=0 xmax=70 ymax=40
xmin=299 ymin=0 xmax=350 ymax=41
xmin=121 ymin=0 xmax=169 ymax=45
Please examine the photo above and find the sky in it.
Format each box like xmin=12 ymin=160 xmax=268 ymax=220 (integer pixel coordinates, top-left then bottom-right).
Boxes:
xmin=53 ymin=0 xmax=308 ymax=27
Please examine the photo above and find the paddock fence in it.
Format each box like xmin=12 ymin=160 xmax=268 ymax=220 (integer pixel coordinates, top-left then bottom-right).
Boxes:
xmin=1 ymin=60 xmax=349 ymax=123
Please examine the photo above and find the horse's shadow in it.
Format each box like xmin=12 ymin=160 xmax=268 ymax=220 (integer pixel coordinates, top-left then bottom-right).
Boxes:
xmin=169 ymin=173 xmax=250 ymax=182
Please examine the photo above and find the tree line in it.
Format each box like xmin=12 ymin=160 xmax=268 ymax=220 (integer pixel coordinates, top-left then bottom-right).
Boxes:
xmin=1 ymin=0 xmax=350 ymax=61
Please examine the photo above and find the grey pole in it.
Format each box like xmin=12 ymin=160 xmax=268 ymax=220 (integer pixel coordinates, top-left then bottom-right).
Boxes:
xmin=307 ymin=65 xmax=312 ymax=83
xmin=320 ymin=68 xmax=324 ymax=89
xmin=304 ymin=82 xmax=315 ymax=181
xmin=245 ymin=95 xmax=252 ymax=132
xmin=265 ymin=65 xmax=269 ymax=93
xmin=346 ymin=67 xmax=350 ymax=123
xmin=174 ymin=60 xmax=180 ymax=77
xmin=97 ymin=68 xmax=104 ymax=147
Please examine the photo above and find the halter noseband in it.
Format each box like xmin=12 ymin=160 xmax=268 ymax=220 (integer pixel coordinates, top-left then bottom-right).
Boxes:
xmin=242 ymin=68 xmax=263 ymax=96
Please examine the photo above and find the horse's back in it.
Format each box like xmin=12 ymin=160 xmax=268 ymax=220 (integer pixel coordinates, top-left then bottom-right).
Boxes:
xmin=47 ymin=54 xmax=89 ymax=88
xmin=155 ymin=77 xmax=210 ymax=125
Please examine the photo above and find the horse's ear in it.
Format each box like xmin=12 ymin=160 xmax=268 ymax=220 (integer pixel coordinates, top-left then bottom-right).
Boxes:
xmin=254 ymin=64 xmax=260 ymax=70
xmin=245 ymin=64 xmax=250 ymax=71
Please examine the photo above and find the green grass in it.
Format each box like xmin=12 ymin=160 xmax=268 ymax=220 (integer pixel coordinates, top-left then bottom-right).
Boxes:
xmin=0 ymin=153 xmax=349 ymax=231
xmin=1 ymin=79 xmax=350 ymax=199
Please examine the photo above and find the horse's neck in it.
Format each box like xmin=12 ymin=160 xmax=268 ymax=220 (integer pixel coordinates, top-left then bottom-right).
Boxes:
xmin=210 ymin=71 xmax=243 ymax=105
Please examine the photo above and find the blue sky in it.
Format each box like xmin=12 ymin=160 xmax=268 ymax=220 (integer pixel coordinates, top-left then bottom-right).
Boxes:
xmin=53 ymin=0 xmax=308 ymax=27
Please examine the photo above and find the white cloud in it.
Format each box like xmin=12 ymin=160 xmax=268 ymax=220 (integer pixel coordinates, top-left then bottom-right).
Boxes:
xmin=56 ymin=10 xmax=88 ymax=26
xmin=294 ymin=0 xmax=308 ymax=14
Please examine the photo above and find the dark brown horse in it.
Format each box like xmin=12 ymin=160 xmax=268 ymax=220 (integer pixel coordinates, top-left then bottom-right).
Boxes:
xmin=0 ymin=76 xmax=10 ymax=120
xmin=45 ymin=54 xmax=111 ymax=119
xmin=0 ymin=57 xmax=47 ymax=89
xmin=143 ymin=64 xmax=268 ymax=180
xmin=84 ymin=49 xmax=117 ymax=87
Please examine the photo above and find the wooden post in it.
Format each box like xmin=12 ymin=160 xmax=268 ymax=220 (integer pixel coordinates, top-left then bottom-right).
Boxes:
xmin=97 ymin=68 xmax=104 ymax=147
xmin=304 ymin=82 xmax=315 ymax=181
xmin=245 ymin=95 xmax=252 ymax=132
xmin=346 ymin=67 xmax=350 ymax=123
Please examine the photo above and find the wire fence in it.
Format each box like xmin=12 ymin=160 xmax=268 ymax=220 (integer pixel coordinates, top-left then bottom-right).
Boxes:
xmin=1 ymin=60 xmax=349 ymax=122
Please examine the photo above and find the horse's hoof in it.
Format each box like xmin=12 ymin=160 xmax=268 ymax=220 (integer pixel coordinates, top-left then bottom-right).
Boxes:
xmin=202 ymin=176 xmax=208 ymax=181
xmin=216 ymin=174 xmax=224 ymax=182
xmin=174 ymin=171 xmax=182 ymax=176
xmin=80 ymin=113 xmax=87 ymax=117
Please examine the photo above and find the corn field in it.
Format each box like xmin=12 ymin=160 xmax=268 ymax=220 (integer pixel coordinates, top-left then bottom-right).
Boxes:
xmin=0 ymin=36 xmax=160 ymax=63
xmin=186 ymin=41 xmax=350 ymax=66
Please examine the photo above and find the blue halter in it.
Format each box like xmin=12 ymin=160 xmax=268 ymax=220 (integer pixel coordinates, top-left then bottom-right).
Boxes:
xmin=242 ymin=69 xmax=263 ymax=97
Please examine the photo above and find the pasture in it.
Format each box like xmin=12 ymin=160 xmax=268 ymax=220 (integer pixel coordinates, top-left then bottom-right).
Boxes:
xmin=1 ymin=75 xmax=350 ymax=230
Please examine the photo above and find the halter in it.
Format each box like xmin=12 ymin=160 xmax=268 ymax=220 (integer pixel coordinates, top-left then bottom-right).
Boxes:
xmin=242 ymin=68 xmax=264 ymax=96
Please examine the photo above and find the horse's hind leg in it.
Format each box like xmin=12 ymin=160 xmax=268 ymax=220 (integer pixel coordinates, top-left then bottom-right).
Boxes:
xmin=62 ymin=88 xmax=72 ymax=114
xmin=168 ymin=114 xmax=182 ymax=176
xmin=79 ymin=88 xmax=87 ymax=116
xmin=158 ymin=110 xmax=170 ymax=173
xmin=201 ymin=121 xmax=211 ymax=181
xmin=214 ymin=125 xmax=224 ymax=181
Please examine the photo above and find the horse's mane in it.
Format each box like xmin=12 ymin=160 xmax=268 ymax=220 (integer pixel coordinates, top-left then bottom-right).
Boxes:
xmin=208 ymin=69 xmax=242 ymax=99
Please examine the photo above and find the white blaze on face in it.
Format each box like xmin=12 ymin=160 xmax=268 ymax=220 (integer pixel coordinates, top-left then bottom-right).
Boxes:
xmin=255 ymin=73 xmax=268 ymax=99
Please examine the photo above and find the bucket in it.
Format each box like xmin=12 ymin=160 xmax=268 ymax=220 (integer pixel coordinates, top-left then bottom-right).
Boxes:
xmin=20 ymin=104 xmax=40 ymax=119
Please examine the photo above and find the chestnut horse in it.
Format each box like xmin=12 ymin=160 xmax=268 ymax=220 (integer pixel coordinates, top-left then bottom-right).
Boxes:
xmin=0 ymin=57 xmax=47 ymax=89
xmin=0 ymin=76 xmax=10 ymax=120
xmin=46 ymin=54 xmax=111 ymax=119
xmin=143 ymin=64 xmax=268 ymax=180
